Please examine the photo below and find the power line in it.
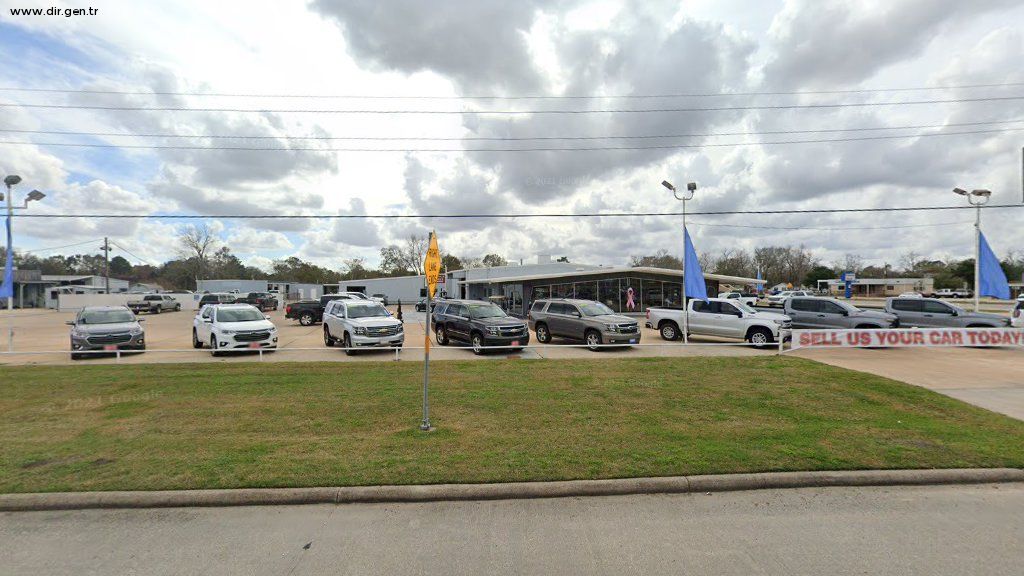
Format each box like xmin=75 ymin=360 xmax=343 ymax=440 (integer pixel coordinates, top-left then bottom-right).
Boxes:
xmin=12 ymin=204 xmax=1024 ymax=220
xmin=108 ymin=239 xmax=156 ymax=266
xmin=2 ymin=127 xmax=1018 ymax=152
xmin=1 ymin=81 xmax=1022 ymax=99
xmin=688 ymin=221 xmax=973 ymax=231
xmin=20 ymin=238 xmax=103 ymax=254
xmin=1 ymin=95 xmax=1021 ymax=114
xmin=3 ymin=118 xmax=1021 ymax=141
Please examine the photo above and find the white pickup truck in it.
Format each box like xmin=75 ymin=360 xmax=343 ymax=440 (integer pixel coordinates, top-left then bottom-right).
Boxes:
xmin=645 ymin=298 xmax=791 ymax=347
xmin=719 ymin=291 xmax=759 ymax=307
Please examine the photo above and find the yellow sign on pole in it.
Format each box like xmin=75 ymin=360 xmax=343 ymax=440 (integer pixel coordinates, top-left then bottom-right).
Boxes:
xmin=424 ymin=232 xmax=441 ymax=298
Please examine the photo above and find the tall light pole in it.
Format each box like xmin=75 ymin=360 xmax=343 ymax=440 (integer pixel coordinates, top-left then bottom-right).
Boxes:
xmin=2 ymin=175 xmax=46 ymax=351
xmin=662 ymin=180 xmax=697 ymax=344
xmin=953 ymin=187 xmax=991 ymax=312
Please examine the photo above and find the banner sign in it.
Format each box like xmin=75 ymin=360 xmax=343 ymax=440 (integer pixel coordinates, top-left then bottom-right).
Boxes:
xmin=791 ymin=328 xmax=1024 ymax=350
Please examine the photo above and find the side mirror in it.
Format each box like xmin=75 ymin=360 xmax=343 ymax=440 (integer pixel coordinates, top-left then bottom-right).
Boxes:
xmin=264 ymin=315 xmax=271 ymax=320
xmin=203 ymin=318 xmax=212 ymax=323
xmin=842 ymin=311 xmax=849 ymax=316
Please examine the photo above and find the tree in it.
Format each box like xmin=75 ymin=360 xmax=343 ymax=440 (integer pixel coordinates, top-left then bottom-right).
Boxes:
xmin=440 ymin=253 xmax=463 ymax=271
xmin=109 ymin=255 xmax=132 ymax=276
xmin=709 ymin=248 xmax=754 ymax=277
xmin=482 ymin=253 xmax=508 ymax=267
xmin=379 ymin=245 xmax=407 ymax=275
xmin=341 ymin=258 xmax=374 ymax=280
xmin=804 ymin=265 xmax=836 ymax=287
xmin=834 ymin=253 xmax=864 ymax=274
xmin=178 ymin=224 xmax=218 ymax=286
xmin=402 ymin=234 xmax=429 ymax=273
xmin=629 ymin=249 xmax=682 ymax=269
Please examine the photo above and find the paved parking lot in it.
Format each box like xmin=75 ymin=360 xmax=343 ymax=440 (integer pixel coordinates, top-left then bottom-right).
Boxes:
xmin=0 ymin=307 xmax=767 ymax=365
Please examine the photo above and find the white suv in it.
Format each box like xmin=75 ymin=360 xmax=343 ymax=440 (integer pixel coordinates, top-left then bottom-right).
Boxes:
xmin=192 ymin=303 xmax=278 ymax=355
xmin=322 ymin=299 xmax=403 ymax=356
xmin=766 ymin=290 xmax=812 ymax=307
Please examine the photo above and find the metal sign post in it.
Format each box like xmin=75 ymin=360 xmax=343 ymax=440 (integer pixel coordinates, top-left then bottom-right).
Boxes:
xmin=421 ymin=231 xmax=441 ymax=432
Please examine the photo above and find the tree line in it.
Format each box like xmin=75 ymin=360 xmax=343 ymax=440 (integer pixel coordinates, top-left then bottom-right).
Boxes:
xmin=629 ymin=246 xmax=1024 ymax=290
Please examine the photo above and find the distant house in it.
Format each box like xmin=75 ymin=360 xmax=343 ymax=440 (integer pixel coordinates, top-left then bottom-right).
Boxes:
xmin=817 ymin=277 xmax=934 ymax=297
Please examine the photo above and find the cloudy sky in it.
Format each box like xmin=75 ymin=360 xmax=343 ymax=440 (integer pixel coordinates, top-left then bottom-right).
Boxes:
xmin=1 ymin=0 xmax=1022 ymax=273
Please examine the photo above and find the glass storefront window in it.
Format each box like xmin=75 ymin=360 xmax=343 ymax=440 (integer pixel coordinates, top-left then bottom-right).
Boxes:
xmin=532 ymin=285 xmax=550 ymax=303
xmin=551 ymin=283 xmax=572 ymax=298
xmin=641 ymin=279 xmax=664 ymax=310
xmin=574 ymin=281 xmax=597 ymax=302
xmin=621 ymin=277 xmax=641 ymax=313
xmin=598 ymin=278 xmax=620 ymax=312
xmin=664 ymin=282 xmax=682 ymax=308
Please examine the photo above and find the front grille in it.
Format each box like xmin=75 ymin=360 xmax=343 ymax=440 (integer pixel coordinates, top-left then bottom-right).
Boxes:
xmin=367 ymin=325 xmax=402 ymax=337
xmin=235 ymin=331 xmax=271 ymax=342
xmin=615 ymin=323 xmax=639 ymax=333
xmin=87 ymin=333 xmax=132 ymax=345
xmin=497 ymin=325 xmax=526 ymax=336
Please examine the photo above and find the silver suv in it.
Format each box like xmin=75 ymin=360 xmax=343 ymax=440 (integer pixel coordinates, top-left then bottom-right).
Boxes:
xmin=528 ymin=298 xmax=640 ymax=351
xmin=67 ymin=305 xmax=146 ymax=359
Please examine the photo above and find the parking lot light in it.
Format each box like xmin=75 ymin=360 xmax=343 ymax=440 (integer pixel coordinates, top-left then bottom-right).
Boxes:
xmin=952 ymin=186 xmax=992 ymax=312
xmin=664 ymin=179 xmax=697 ymax=343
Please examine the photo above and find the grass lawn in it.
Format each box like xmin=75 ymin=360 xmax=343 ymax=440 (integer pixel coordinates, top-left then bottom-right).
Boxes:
xmin=1 ymin=356 xmax=1023 ymax=493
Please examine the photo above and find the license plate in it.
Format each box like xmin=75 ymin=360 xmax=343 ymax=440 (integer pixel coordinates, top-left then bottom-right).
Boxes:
xmin=248 ymin=343 xmax=262 ymax=349
xmin=511 ymin=340 xmax=519 ymax=346
xmin=630 ymin=339 xmax=637 ymax=343
xmin=103 ymin=345 xmax=117 ymax=351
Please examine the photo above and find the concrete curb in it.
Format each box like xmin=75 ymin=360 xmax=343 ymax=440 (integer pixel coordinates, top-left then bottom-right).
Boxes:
xmin=2 ymin=468 xmax=1021 ymax=512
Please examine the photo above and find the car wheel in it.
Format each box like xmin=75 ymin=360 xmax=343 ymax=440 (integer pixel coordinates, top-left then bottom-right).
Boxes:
xmin=659 ymin=321 xmax=680 ymax=341
xmin=70 ymin=352 xmax=82 ymax=360
xmin=747 ymin=327 xmax=774 ymax=348
xmin=435 ymin=325 xmax=449 ymax=345
xmin=535 ymin=323 xmax=551 ymax=343
xmin=154 ymin=307 xmax=161 ymax=314
xmin=324 ymin=326 xmax=335 ymax=347
xmin=175 ymin=304 xmax=181 ymax=312
xmin=471 ymin=333 xmax=485 ymax=355
xmin=344 ymin=333 xmax=356 ymax=356
xmin=192 ymin=329 xmax=203 ymax=349
xmin=299 ymin=312 xmax=315 ymax=326
xmin=585 ymin=329 xmax=602 ymax=351
xmin=210 ymin=336 xmax=221 ymax=357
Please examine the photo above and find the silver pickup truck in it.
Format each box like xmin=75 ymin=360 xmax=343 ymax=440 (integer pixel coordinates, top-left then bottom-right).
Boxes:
xmin=884 ymin=297 xmax=1009 ymax=328
xmin=127 ymin=294 xmax=181 ymax=314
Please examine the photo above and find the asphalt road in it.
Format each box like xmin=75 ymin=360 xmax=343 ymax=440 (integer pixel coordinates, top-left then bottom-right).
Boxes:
xmin=3 ymin=484 xmax=1022 ymax=575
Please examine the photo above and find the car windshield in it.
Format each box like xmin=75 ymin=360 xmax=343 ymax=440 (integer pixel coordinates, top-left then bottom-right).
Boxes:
xmin=217 ymin=308 xmax=265 ymax=322
xmin=468 ymin=304 xmax=507 ymax=319
xmin=733 ymin=301 xmax=757 ymax=314
xmin=348 ymin=304 xmax=389 ymax=318
xmin=80 ymin=309 xmax=135 ymax=324
xmin=579 ymin=302 xmax=615 ymax=316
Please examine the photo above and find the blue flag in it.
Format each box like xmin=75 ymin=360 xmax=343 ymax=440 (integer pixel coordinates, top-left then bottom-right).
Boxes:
xmin=683 ymin=227 xmax=708 ymax=302
xmin=755 ymin=268 xmax=764 ymax=289
xmin=978 ymin=232 xmax=1010 ymax=300
xmin=0 ymin=212 xmax=12 ymax=299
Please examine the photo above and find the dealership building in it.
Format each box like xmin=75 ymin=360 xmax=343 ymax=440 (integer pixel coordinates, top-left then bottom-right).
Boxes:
xmin=816 ymin=276 xmax=934 ymax=297
xmin=197 ymin=259 xmax=761 ymax=316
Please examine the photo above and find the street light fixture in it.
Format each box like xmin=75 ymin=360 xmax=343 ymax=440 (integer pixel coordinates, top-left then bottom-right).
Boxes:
xmin=3 ymin=175 xmax=47 ymax=351
xmin=664 ymin=179 xmax=697 ymax=343
xmin=952 ymin=186 xmax=992 ymax=312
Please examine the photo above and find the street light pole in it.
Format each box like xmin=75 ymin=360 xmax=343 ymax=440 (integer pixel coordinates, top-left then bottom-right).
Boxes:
xmin=662 ymin=180 xmax=697 ymax=344
xmin=953 ymin=187 xmax=991 ymax=312
xmin=4 ymin=178 xmax=14 ymax=352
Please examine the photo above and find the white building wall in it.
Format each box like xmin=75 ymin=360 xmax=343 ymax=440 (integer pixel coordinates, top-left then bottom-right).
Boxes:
xmin=57 ymin=293 xmax=198 ymax=312
xmin=336 ymin=275 xmax=427 ymax=303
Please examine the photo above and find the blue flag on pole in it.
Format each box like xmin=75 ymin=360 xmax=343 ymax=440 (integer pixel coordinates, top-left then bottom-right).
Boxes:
xmin=978 ymin=232 xmax=1010 ymax=300
xmin=0 ymin=212 xmax=13 ymax=299
xmin=683 ymin=227 xmax=708 ymax=302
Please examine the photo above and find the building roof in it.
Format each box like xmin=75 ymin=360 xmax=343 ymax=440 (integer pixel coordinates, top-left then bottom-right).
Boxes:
xmin=820 ymin=277 xmax=932 ymax=286
xmin=458 ymin=266 xmax=760 ymax=286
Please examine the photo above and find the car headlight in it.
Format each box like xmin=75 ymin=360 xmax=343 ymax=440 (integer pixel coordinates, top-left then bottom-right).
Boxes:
xmin=486 ymin=326 xmax=500 ymax=335
xmin=773 ymin=319 xmax=786 ymax=325
xmin=70 ymin=328 xmax=84 ymax=338
xmin=604 ymin=323 xmax=618 ymax=332
xmin=130 ymin=326 xmax=143 ymax=335
xmin=268 ymin=326 xmax=277 ymax=332
xmin=396 ymin=324 xmax=404 ymax=332
xmin=354 ymin=326 xmax=367 ymax=335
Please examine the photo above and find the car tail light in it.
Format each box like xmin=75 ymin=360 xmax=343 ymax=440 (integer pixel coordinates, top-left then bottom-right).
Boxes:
xmin=1014 ymin=308 xmax=1021 ymax=319
xmin=645 ymin=310 xmax=650 ymax=319
xmin=286 ymin=305 xmax=292 ymax=314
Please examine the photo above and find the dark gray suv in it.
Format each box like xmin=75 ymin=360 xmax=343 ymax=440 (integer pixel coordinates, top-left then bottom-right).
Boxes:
xmin=67 ymin=305 xmax=146 ymax=359
xmin=432 ymin=299 xmax=530 ymax=354
xmin=528 ymin=298 xmax=640 ymax=350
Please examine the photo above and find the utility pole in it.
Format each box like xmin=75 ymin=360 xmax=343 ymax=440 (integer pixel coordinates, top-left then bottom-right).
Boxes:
xmin=100 ymin=237 xmax=111 ymax=294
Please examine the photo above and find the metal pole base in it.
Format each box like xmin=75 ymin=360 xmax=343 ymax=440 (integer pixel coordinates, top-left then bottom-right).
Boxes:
xmin=419 ymin=423 xmax=434 ymax=432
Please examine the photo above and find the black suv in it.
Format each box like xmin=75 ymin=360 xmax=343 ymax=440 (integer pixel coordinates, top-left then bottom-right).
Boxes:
xmin=432 ymin=299 xmax=530 ymax=354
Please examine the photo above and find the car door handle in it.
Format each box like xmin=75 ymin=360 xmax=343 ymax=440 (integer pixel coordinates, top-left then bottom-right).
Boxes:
xmin=923 ymin=314 xmax=933 ymax=317
xmin=816 ymin=314 xmax=826 ymax=317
